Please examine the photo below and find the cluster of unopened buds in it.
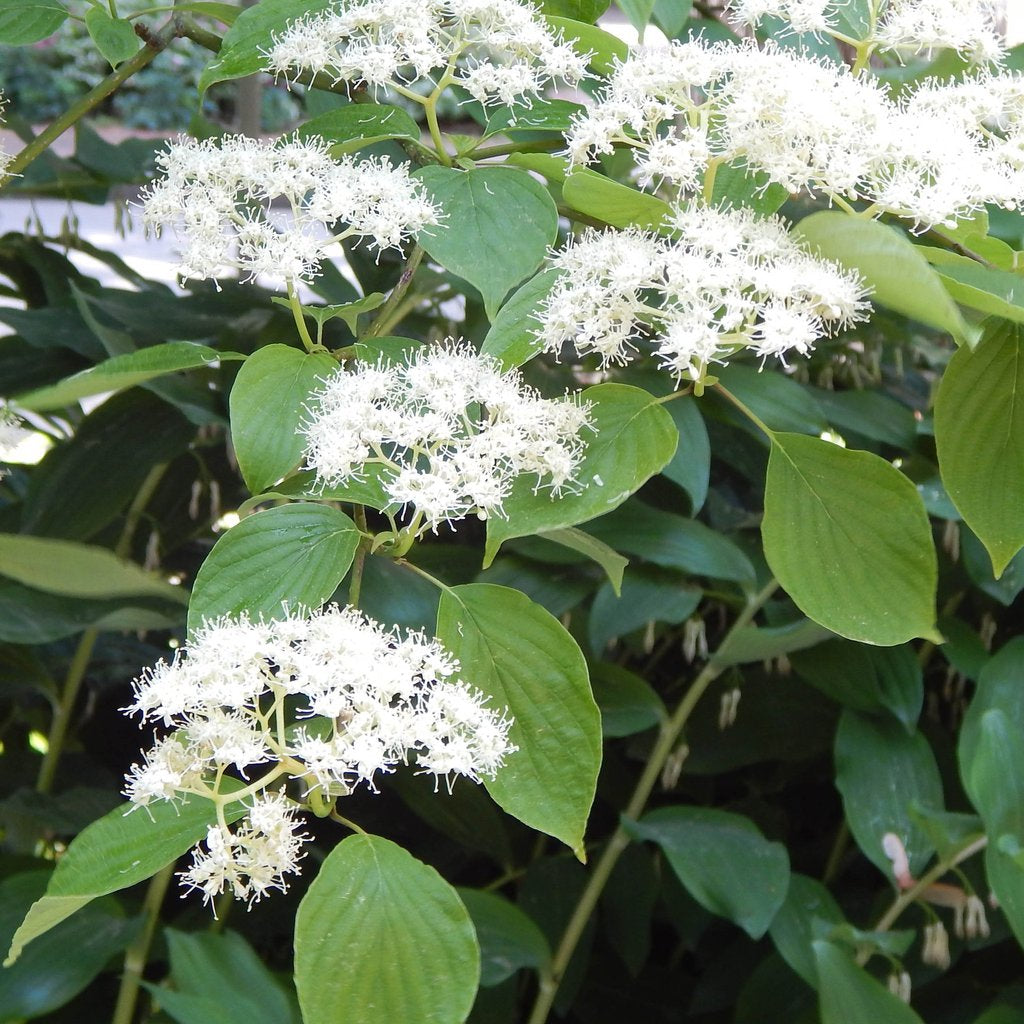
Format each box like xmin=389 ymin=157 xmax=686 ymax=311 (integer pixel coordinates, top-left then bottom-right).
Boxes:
xmin=123 ymin=605 xmax=515 ymax=905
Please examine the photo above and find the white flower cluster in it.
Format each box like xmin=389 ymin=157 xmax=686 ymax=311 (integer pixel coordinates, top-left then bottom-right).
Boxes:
xmin=124 ymin=605 xmax=514 ymax=904
xmin=538 ymin=205 xmax=868 ymax=381
xmin=728 ymin=0 xmax=1003 ymax=63
xmin=140 ymin=135 xmax=439 ymax=286
xmin=302 ymin=343 xmax=591 ymax=531
xmin=0 ymin=93 xmax=12 ymax=181
xmin=567 ymin=39 xmax=1024 ymax=229
xmin=264 ymin=0 xmax=589 ymax=107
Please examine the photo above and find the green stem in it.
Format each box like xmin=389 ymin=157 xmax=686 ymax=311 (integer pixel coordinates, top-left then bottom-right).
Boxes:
xmin=3 ymin=19 xmax=175 ymax=185
xmin=363 ymin=245 xmax=425 ymax=339
xmin=468 ymin=138 xmax=564 ymax=161
xmin=714 ymin=382 xmax=776 ymax=440
xmin=287 ymin=281 xmax=317 ymax=352
xmin=526 ymin=580 xmax=779 ymax=1024
xmin=110 ymin=862 xmax=175 ymax=1024
xmin=856 ymin=835 xmax=988 ymax=966
xmin=348 ymin=507 xmax=369 ymax=607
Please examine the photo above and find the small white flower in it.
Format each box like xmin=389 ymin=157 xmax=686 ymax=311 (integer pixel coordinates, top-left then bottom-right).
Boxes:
xmin=727 ymin=0 xmax=835 ymax=34
xmin=876 ymin=0 xmax=1004 ymax=63
xmin=302 ymin=342 xmax=592 ymax=531
xmin=264 ymin=0 xmax=588 ymax=108
xmin=0 ymin=93 xmax=12 ymax=181
xmin=140 ymin=135 xmax=439 ymax=287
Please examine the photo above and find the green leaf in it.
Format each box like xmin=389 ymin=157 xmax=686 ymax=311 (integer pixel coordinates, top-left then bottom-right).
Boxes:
xmin=661 ymin=395 xmax=710 ymax=512
xmin=0 ymin=874 xmax=137 ymax=1020
xmin=768 ymin=872 xmax=846 ymax=986
xmin=710 ymin=160 xmax=788 ymax=217
xmin=538 ymin=0 xmax=610 ymax=19
xmin=481 ymin=268 xmax=562 ymax=370
xmin=158 ymin=929 xmax=297 ymax=1024
xmin=713 ymin=619 xmax=832 ymax=668
xmin=717 ymin=363 xmax=828 ymax=436
xmin=485 ymin=99 xmax=586 ymax=138
xmin=544 ymin=16 xmax=628 ymax=73
xmin=794 ymin=211 xmax=970 ymax=342
xmin=829 ymin=0 xmax=872 ymax=38
xmin=562 ymin=171 xmax=673 ymax=229
xmin=0 ymin=0 xmax=67 ymax=44
xmin=5 ymin=791 xmax=246 ymax=965
xmin=436 ymin=584 xmax=601 ymax=855
xmin=762 ymin=433 xmax=939 ymax=645
xmin=414 ymin=166 xmax=558 ymax=319
xmin=815 ymin=388 xmax=917 ymax=449
xmin=262 ymin=464 xmax=396 ymax=513
xmin=935 ymin=263 xmax=1024 ymax=324
xmin=296 ymin=104 xmax=422 ymax=155
xmin=617 ymin=0 xmax=656 ymax=32
xmin=834 ymin=710 xmax=944 ymax=878
xmin=590 ymin=662 xmax=666 ymax=738
xmin=585 ymin=501 xmax=756 ymax=586
xmin=813 ymin=940 xmax=925 ymax=1024
xmin=540 ymin=526 xmax=627 ymax=593
xmin=0 ymin=534 xmax=187 ymax=603
xmin=457 ymin=888 xmax=551 ymax=986
xmin=485 ymin=383 xmax=678 ymax=564
xmin=13 ymin=341 xmax=241 ymax=412
xmin=294 ymin=834 xmax=478 ymax=1024
xmin=229 ymin=344 xmax=335 ymax=493
xmin=187 ymin=504 xmax=359 ymax=635
xmin=789 ymin=639 xmax=923 ymax=731
xmin=198 ymin=0 xmax=333 ymax=94
xmin=625 ymin=806 xmax=790 ymax=939
xmin=84 ymin=7 xmax=138 ymax=65
xmin=587 ymin=566 xmax=701 ymax=653
xmin=935 ymin=320 xmax=1024 ymax=576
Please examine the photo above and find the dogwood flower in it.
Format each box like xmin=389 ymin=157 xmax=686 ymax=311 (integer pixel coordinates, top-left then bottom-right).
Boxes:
xmin=728 ymin=0 xmax=835 ymax=35
xmin=876 ymin=0 xmax=1004 ymax=63
xmin=538 ymin=205 xmax=868 ymax=382
xmin=302 ymin=343 xmax=592 ymax=532
xmin=264 ymin=0 xmax=589 ymax=107
xmin=124 ymin=605 xmax=515 ymax=905
xmin=140 ymin=135 xmax=439 ymax=287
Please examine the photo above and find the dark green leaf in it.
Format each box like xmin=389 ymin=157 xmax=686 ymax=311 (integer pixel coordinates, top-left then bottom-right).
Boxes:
xmin=436 ymin=584 xmax=601 ymax=854
xmin=816 ymin=388 xmax=917 ymax=449
xmin=590 ymin=662 xmax=666 ymax=738
xmin=540 ymin=526 xmax=627 ymax=593
xmin=834 ymin=710 xmax=944 ymax=878
xmin=296 ymin=104 xmax=422 ymax=154
xmin=480 ymin=268 xmax=562 ymax=370
xmin=538 ymin=0 xmax=610 ymax=19
xmin=662 ymin=394 xmax=710 ymax=512
xmin=936 ymin=319 xmax=1024 ymax=576
xmin=626 ymin=806 xmax=790 ymax=939
xmin=813 ymin=940 xmax=925 ymax=1024
xmin=414 ymin=166 xmax=558 ymax=319
xmin=485 ymin=99 xmax=586 ymax=137
xmin=763 ymin=433 xmax=939 ymax=645
xmin=0 ymin=0 xmax=67 ymax=44
xmin=187 ymin=504 xmax=358 ymax=635
xmin=229 ymin=344 xmax=335 ymax=493
xmin=294 ymin=834 xmax=478 ymax=1024
xmin=769 ymin=872 xmax=846 ymax=986
xmin=457 ymin=888 xmax=550 ymax=986
xmin=714 ymin=619 xmax=832 ymax=668
xmin=711 ymin=161 xmax=788 ymax=216
xmin=717 ymin=363 xmax=827 ymax=436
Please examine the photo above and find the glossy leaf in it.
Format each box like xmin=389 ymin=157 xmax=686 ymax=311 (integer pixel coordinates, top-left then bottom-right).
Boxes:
xmin=13 ymin=341 xmax=241 ymax=412
xmin=834 ymin=710 xmax=944 ymax=878
xmin=0 ymin=534 xmax=187 ymax=604
xmin=936 ymin=320 xmax=1024 ymax=576
xmin=294 ymin=834 xmax=478 ymax=1024
xmin=0 ymin=0 xmax=68 ymax=44
xmin=414 ymin=166 xmax=558 ymax=319
xmin=795 ymin=211 xmax=969 ymax=342
xmin=6 ymin=791 xmax=245 ymax=965
xmin=540 ymin=526 xmax=627 ymax=593
xmin=626 ymin=806 xmax=790 ymax=939
xmin=229 ymin=344 xmax=335 ymax=493
xmin=297 ymin=104 xmax=422 ymax=154
xmin=457 ymin=888 xmax=551 ymax=986
xmin=562 ymin=170 xmax=673 ymax=230
xmin=813 ymin=940 xmax=925 ymax=1024
xmin=485 ymin=383 xmax=678 ymax=564
xmin=763 ymin=432 xmax=939 ymax=645
xmin=436 ymin=584 xmax=601 ymax=854
xmin=187 ymin=504 xmax=359 ymax=635
xmin=480 ymin=268 xmax=562 ymax=370
xmin=768 ymin=872 xmax=846 ymax=986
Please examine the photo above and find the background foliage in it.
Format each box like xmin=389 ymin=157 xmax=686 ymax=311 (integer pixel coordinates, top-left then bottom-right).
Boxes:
xmin=2 ymin=1 xmax=1024 ymax=1023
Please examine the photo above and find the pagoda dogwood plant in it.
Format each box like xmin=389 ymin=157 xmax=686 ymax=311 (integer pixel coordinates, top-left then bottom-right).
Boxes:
xmin=2 ymin=1 xmax=1024 ymax=1023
